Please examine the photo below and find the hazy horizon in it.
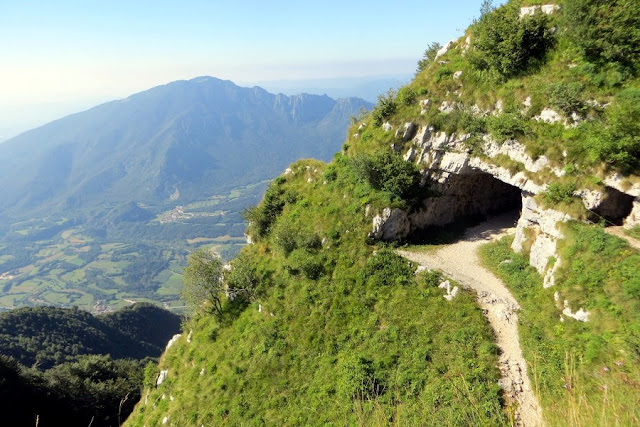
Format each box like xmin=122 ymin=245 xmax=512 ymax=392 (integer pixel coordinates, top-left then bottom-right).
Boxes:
xmin=0 ymin=0 xmax=501 ymax=141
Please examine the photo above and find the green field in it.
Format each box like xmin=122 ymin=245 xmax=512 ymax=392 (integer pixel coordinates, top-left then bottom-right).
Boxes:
xmin=0 ymin=182 xmax=268 ymax=313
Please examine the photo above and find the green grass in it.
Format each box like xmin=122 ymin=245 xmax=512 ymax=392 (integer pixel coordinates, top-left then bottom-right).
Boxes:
xmin=480 ymin=224 xmax=640 ymax=426
xmin=127 ymin=159 xmax=508 ymax=426
xmin=625 ymin=226 xmax=640 ymax=240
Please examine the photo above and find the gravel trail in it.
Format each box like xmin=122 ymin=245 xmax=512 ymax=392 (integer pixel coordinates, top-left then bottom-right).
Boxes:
xmin=398 ymin=212 xmax=544 ymax=426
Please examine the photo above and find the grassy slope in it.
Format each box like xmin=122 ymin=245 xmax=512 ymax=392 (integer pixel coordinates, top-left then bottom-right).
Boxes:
xmin=480 ymin=226 xmax=640 ymax=425
xmin=128 ymin=159 xmax=507 ymax=426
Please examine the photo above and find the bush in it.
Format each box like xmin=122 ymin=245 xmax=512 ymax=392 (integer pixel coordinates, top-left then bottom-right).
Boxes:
xmin=273 ymin=220 xmax=298 ymax=256
xmin=224 ymin=252 xmax=261 ymax=301
xmin=287 ymin=249 xmax=325 ymax=280
xmin=244 ymin=183 xmax=287 ymax=238
xmin=471 ymin=3 xmax=555 ymax=78
xmin=416 ymin=42 xmax=442 ymax=74
xmin=576 ymin=88 xmax=640 ymax=173
xmin=182 ymin=249 xmax=224 ymax=317
xmin=371 ymin=91 xmax=397 ymax=126
xmin=363 ymin=249 xmax=415 ymax=287
xmin=337 ymin=355 xmax=385 ymax=400
xmin=396 ymin=86 xmax=417 ymax=106
xmin=542 ymin=182 xmax=577 ymax=205
xmin=486 ymin=113 xmax=528 ymax=142
xmin=351 ymin=151 xmax=420 ymax=199
xmin=547 ymin=82 xmax=586 ymax=116
xmin=563 ymin=0 xmax=640 ymax=72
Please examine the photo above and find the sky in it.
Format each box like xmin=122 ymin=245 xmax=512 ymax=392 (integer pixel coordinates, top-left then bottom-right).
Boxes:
xmin=0 ymin=0 xmax=495 ymax=140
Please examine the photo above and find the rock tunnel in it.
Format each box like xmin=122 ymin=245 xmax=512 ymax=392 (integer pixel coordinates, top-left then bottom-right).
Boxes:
xmin=590 ymin=186 xmax=635 ymax=226
xmin=405 ymin=171 xmax=522 ymax=243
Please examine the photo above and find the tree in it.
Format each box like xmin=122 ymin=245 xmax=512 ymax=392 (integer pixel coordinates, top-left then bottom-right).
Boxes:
xmin=223 ymin=252 xmax=260 ymax=301
xmin=416 ymin=42 xmax=442 ymax=74
xmin=182 ymin=249 xmax=224 ymax=318
xmin=479 ymin=0 xmax=494 ymax=18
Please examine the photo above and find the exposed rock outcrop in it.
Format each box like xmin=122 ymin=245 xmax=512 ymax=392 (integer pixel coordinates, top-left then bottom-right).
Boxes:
xmin=519 ymin=4 xmax=561 ymax=19
xmin=370 ymin=113 xmax=639 ymax=291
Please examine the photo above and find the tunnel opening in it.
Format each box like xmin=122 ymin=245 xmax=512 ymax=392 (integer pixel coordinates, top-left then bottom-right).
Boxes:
xmin=406 ymin=172 xmax=522 ymax=244
xmin=589 ymin=186 xmax=635 ymax=226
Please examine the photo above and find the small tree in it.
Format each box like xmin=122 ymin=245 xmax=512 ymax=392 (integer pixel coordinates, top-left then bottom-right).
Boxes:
xmin=223 ymin=252 xmax=260 ymax=301
xmin=416 ymin=42 xmax=443 ymax=74
xmin=182 ymin=249 xmax=224 ymax=318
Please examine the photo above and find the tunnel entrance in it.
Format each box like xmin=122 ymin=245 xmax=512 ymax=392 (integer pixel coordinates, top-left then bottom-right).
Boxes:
xmin=590 ymin=186 xmax=635 ymax=226
xmin=407 ymin=172 xmax=522 ymax=244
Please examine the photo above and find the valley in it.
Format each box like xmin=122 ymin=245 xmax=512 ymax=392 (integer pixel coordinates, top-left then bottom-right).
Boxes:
xmin=0 ymin=181 xmax=262 ymax=312
xmin=0 ymin=78 xmax=370 ymax=312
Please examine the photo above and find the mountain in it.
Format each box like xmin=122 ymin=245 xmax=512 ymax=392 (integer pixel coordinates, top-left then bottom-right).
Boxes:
xmin=127 ymin=1 xmax=640 ymax=425
xmin=0 ymin=303 xmax=181 ymax=369
xmin=0 ymin=77 xmax=372 ymax=220
xmin=0 ymin=78 xmax=371 ymax=311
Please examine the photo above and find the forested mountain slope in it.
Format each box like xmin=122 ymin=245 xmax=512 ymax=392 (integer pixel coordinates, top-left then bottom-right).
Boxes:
xmin=0 ymin=77 xmax=371 ymax=221
xmin=0 ymin=303 xmax=181 ymax=369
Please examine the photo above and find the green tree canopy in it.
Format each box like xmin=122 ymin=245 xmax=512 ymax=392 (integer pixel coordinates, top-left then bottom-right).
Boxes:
xmin=182 ymin=249 xmax=224 ymax=318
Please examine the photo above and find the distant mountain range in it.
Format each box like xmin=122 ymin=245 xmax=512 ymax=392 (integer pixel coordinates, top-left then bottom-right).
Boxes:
xmin=0 ymin=77 xmax=371 ymax=310
xmin=0 ymin=76 xmax=372 ymax=222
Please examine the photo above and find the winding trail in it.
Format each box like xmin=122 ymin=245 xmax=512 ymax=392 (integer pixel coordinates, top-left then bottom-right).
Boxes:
xmin=398 ymin=212 xmax=544 ymax=426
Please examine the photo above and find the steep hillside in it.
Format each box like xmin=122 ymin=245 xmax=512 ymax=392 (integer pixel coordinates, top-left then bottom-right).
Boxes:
xmin=128 ymin=1 xmax=640 ymax=425
xmin=0 ymin=303 xmax=181 ymax=369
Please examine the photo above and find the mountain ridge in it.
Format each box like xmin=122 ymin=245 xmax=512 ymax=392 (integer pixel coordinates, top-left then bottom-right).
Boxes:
xmin=0 ymin=76 xmax=372 ymax=220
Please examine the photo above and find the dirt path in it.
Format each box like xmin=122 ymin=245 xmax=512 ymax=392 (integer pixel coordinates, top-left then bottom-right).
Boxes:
xmin=398 ymin=212 xmax=544 ymax=426
xmin=605 ymin=226 xmax=640 ymax=250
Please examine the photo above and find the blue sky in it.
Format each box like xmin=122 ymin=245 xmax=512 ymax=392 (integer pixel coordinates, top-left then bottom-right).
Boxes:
xmin=0 ymin=0 xmax=495 ymax=139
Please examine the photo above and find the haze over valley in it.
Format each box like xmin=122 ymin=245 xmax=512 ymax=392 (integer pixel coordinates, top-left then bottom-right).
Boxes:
xmin=0 ymin=77 xmax=371 ymax=311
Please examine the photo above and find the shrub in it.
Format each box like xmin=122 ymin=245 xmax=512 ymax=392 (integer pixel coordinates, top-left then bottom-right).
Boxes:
xmin=486 ymin=113 xmax=528 ymax=142
xmin=273 ymin=220 xmax=298 ymax=256
xmin=563 ymin=0 xmax=640 ymax=72
xmin=182 ymin=249 xmax=224 ymax=318
xmin=351 ymin=151 xmax=420 ymax=199
xmin=542 ymin=182 xmax=577 ymax=205
xmin=416 ymin=42 xmax=442 ymax=74
xmin=547 ymin=82 xmax=586 ymax=116
xmin=287 ymin=249 xmax=325 ymax=280
xmin=363 ymin=249 xmax=415 ymax=287
xmin=337 ymin=355 xmax=385 ymax=400
xmin=323 ymin=165 xmax=337 ymax=182
xmin=471 ymin=3 xmax=555 ymax=78
xmin=244 ymin=183 xmax=287 ymax=238
xmin=396 ymin=86 xmax=417 ymax=106
xmin=576 ymin=88 xmax=640 ymax=173
xmin=224 ymin=252 xmax=261 ymax=301
xmin=371 ymin=90 xmax=397 ymax=126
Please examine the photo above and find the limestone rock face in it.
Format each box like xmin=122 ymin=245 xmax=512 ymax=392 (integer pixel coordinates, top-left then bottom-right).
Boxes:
xmin=369 ymin=117 xmax=638 ymax=285
xmin=369 ymin=208 xmax=411 ymax=241
xmin=535 ymin=108 xmax=563 ymax=124
xmin=519 ymin=4 xmax=561 ymax=19
xmin=483 ymin=138 xmax=549 ymax=173
xmin=435 ymin=39 xmax=457 ymax=59
xmin=625 ymin=199 xmax=640 ymax=229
